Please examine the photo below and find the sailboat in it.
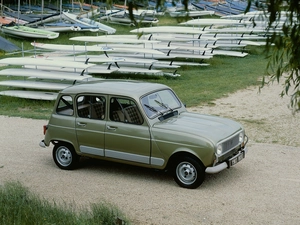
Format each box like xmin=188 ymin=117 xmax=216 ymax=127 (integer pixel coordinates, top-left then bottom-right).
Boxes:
xmin=108 ymin=11 xmax=159 ymax=25
xmin=2 ymin=23 xmax=59 ymax=39
xmin=62 ymin=10 xmax=117 ymax=33
xmin=1 ymin=0 xmax=59 ymax=39
xmin=108 ymin=0 xmax=159 ymax=25
xmin=0 ymin=0 xmax=26 ymax=25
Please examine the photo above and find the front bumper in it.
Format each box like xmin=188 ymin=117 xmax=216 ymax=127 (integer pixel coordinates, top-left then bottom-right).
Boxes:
xmin=205 ymin=147 xmax=248 ymax=174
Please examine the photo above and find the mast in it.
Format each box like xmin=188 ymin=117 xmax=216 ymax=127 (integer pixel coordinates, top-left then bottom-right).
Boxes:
xmin=17 ymin=0 xmax=20 ymax=25
xmin=40 ymin=0 xmax=44 ymax=22
xmin=1 ymin=0 xmax=3 ymax=17
xmin=60 ymin=0 xmax=62 ymax=21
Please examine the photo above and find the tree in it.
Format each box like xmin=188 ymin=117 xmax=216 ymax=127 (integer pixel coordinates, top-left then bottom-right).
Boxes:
xmin=188 ymin=0 xmax=300 ymax=113
xmin=248 ymin=0 xmax=300 ymax=113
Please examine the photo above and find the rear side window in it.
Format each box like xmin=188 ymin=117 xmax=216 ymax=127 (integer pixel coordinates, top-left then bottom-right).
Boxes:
xmin=76 ymin=95 xmax=106 ymax=120
xmin=56 ymin=95 xmax=74 ymax=116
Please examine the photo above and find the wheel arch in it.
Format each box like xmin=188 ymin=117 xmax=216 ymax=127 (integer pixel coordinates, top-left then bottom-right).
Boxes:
xmin=166 ymin=151 xmax=205 ymax=171
xmin=51 ymin=140 xmax=79 ymax=154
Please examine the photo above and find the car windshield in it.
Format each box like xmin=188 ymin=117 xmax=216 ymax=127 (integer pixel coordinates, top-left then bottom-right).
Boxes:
xmin=141 ymin=89 xmax=181 ymax=119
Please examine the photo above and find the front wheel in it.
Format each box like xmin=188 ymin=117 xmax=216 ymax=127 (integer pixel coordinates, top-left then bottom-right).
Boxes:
xmin=52 ymin=143 xmax=79 ymax=170
xmin=173 ymin=156 xmax=205 ymax=189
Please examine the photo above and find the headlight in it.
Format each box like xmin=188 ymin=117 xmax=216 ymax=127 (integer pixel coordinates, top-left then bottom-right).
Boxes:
xmin=239 ymin=132 xmax=244 ymax=143
xmin=216 ymin=144 xmax=223 ymax=155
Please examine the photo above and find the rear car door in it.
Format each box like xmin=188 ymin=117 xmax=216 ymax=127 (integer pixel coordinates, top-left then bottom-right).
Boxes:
xmin=75 ymin=94 xmax=107 ymax=157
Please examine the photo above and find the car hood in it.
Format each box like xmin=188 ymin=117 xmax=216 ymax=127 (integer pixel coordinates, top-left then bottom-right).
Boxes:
xmin=153 ymin=111 xmax=243 ymax=143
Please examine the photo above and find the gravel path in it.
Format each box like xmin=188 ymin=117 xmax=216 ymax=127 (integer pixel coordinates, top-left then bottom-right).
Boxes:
xmin=0 ymin=81 xmax=299 ymax=225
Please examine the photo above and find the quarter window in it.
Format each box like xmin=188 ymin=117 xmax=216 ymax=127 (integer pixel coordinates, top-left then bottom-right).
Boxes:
xmin=56 ymin=95 xmax=73 ymax=116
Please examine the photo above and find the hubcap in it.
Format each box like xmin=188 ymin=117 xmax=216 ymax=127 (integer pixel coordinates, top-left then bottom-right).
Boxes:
xmin=176 ymin=162 xmax=197 ymax=185
xmin=56 ymin=146 xmax=72 ymax=167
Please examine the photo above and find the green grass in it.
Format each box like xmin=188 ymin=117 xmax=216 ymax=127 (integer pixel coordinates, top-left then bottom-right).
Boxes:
xmin=0 ymin=15 xmax=269 ymax=119
xmin=0 ymin=181 xmax=130 ymax=225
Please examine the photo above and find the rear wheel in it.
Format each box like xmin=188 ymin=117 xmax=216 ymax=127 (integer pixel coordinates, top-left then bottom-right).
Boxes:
xmin=173 ymin=156 xmax=205 ymax=189
xmin=52 ymin=143 xmax=79 ymax=170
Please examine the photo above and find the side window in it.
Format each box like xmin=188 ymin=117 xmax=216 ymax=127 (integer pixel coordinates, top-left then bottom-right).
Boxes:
xmin=109 ymin=97 xmax=143 ymax=125
xmin=56 ymin=95 xmax=73 ymax=116
xmin=76 ymin=95 xmax=106 ymax=120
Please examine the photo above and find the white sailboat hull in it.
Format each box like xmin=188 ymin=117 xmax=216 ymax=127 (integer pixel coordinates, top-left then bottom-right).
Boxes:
xmin=0 ymin=80 xmax=71 ymax=91
xmin=79 ymin=17 xmax=116 ymax=34
xmin=0 ymin=57 xmax=95 ymax=69
xmin=1 ymin=25 xmax=59 ymax=39
xmin=0 ymin=68 xmax=94 ymax=81
xmin=0 ymin=90 xmax=58 ymax=100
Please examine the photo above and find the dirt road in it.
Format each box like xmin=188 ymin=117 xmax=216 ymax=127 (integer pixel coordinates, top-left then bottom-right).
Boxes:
xmin=0 ymin=81 xmax=299 ymax=225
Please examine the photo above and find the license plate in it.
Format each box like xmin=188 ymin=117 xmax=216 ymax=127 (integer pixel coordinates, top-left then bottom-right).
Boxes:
xmin=229 ymin=151 xmax=245 ymax=167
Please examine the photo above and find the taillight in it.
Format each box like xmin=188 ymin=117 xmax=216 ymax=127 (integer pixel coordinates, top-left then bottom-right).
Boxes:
xmin=43 ymin=125 xmax=48 ymax=135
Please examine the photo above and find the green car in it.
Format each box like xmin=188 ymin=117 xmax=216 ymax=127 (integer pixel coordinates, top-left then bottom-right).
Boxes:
xmin=39 ymin=80 xmax=248 ymax=189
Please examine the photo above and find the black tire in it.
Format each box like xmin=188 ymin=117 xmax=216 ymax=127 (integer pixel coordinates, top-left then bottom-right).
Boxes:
xmin=173 ymin=156 xmax=205 ymax=189
xmin=52 ymin=143 xmax=79 ymax=170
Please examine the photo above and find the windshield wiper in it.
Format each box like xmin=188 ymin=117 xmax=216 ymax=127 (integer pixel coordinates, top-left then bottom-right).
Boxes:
xmin=144 ymin=104 xmax=163 ymax=115
xmin=154 ymin=100 xmax=173 ymax=112
xmin=154 ymin=100 xmax=179 ymax=121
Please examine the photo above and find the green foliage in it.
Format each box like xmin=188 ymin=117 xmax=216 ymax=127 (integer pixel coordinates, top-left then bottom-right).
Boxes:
xmin=250 ymin=0 xmax=300 ymax=113
xmin=0 ymin=181 xmax=130 ymax=225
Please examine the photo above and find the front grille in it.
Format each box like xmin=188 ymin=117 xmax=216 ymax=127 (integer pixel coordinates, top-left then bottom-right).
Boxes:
xmin=222 ymin=134 xmax=240 ymax=153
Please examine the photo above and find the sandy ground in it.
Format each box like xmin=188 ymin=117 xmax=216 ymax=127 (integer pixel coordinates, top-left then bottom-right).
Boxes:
xmin=0 ymin=81 xmax=299 ymax=225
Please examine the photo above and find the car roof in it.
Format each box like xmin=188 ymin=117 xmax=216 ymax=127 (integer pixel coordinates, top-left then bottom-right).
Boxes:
xmin=60 ymin=79 xmax=169 ymax=98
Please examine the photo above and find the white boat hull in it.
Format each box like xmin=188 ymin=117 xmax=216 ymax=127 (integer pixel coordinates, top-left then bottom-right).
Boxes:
xmin=0 ymin=68 xmax=94 ymax=81
xmin=79 ymin=17 xmax=116 ymax=34
xmin=0 ymin=80 xmax=71 ymax=91
xmin=0 ymin=57 xmax=95 ymax=69
xmin=1 ymin=25 xmax=59 ymax=39
xmin=0 ymin=90 xmax=58 ymax=100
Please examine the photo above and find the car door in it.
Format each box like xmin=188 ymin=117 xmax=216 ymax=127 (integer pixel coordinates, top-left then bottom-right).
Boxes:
xmin=104 ymin=96 xmax=151 ymax=165
xmin=75 ymin=94 xmax=107 ymax=157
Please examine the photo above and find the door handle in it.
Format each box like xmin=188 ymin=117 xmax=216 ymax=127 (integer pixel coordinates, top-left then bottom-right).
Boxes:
xmin=77 ymin=122 xmax=87 ymax=127
xmin=107 ymin=126 xmax=117 ymax=131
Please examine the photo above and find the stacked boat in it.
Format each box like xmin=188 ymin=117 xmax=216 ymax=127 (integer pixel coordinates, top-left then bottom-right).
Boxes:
xmin=98 ymin=4 xmax=159 ymax=26
xmin=0 ymin=1 xmax=281 ymax=100
xmin=57 ymin=19 xmax=268 ymax=72
xmin=0 ymin=2 xmax=116 ymax=39
xmin=1 ymin=23 xmax=60 ymax=39
xmin=0 ymin=56 xmax=101 ymax=100
xmin=191 ymin=1 xmax=258 ymax=16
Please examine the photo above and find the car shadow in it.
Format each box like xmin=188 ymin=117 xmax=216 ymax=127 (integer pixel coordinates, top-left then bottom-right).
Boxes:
xmin=78 ymin=157 xmax=175 ymax=186
xmin=47 ymin=156 xmax=247 ymax=189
